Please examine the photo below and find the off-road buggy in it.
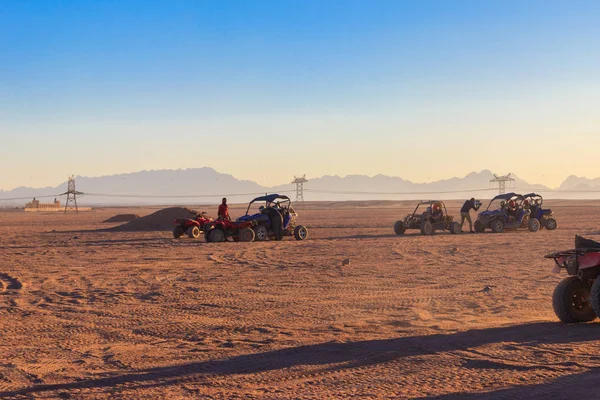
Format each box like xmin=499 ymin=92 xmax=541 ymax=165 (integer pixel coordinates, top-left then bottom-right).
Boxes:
xmin=474 ymin=193 xmax=540 ymax=233
xmin=203 ymin=218 xmax=256 ymax=243
xmin=523 ymin=193 xmax=557 ymax=230
xmin=546 ymin=235 xmax=600 ymax=323
xmin=393 ymin=201 xmax=461 ymax=236
xmin=237 ymin=194 xmax=308 ymax=241
xmin=172 ymin=212 xmax=213 ymax=239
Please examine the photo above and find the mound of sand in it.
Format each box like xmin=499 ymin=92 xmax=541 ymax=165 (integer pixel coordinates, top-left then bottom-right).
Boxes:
xmin=103 ymin=214 xmax=140 ymax=223
xmin=108 ymin=207 xmax=196 ymax=232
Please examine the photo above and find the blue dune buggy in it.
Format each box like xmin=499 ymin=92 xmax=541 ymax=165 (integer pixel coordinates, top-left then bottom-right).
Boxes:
xmin=523 ymin=193 xmax=557 ymax=230
xmin=474 ymin=192 xmax=540 ymax=233
xmin=237 ymin=194 xmax=308 ymax=241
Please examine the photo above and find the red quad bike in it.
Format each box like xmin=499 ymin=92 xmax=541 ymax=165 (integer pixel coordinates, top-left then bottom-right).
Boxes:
xmin=546 ymin=235 xmax=600 ymax=323
xmin=173 ymin=212 xmax=213 ymax=239
xmin=203 ymin=218 xmax=256 ymax=243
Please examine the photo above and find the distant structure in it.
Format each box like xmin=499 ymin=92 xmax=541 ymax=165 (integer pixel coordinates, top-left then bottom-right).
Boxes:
xmin=490 ymin=173 xmax=515 ymax=195
xmin=292 ymin=175 xmax=308 ymax=202
xmin=24 ymin=197 xmax=61 ymax=212
xmin=62 ymin=175 xmax=84 ymax=213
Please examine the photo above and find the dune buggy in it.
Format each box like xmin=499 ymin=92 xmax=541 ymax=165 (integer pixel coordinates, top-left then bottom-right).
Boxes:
xmin=393 ymin=200 xmax=461 ymax=235
xmin=237 ymin=194 xmax=308 ymax=241
xmin=546 ymin=235 xmax=600 ymax=323
xmin=203 ymin=218 xmax=256 ymax=243
xmin=474 ymin=193 xmax=539 ymax=233
xmin=523 ymin=193 xmax=557 ymax=230
xmin=173 ymin=212 xmax=213 ymax=239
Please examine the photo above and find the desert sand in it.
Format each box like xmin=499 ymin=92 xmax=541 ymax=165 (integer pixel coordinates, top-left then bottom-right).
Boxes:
xmin=2 ymin=201 xmax=600 ymax=399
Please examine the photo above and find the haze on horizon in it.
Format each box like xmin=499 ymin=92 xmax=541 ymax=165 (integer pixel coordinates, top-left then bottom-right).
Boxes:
xmin=1 ymin=0 xmax=599 ymax=191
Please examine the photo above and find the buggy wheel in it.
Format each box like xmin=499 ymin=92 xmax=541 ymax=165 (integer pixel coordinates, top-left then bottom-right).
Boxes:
xmin=209 ymin=229 xmax=225 ymax=243
xmin=254 ymin=225 xmax=268 ymax=241
xmin=238 ymin=228 xmax=255 ymax=242
xmin=294 ymin=225 xmax=308 ymax=240
xmin=187 ymin=226 xmax=201 ymax=239
xmin=490 ymin=219 xmax=504 ymax=233
xmin=474 ymin=220 xmax=485 ymax=233
xmin=393 ymin=221 xmax=406 ymax=235
xmin=528 ymin=218 xmax=540 ymax=232
xmin=420 ymin=220 xmax=434 ymax=235
xmin=545 ymin=218 xmax=557 ymax=230
xmin=450 ymin=222 xmax=461 ymax=234
xmin=173 ymin=226 xmax=185 ymax=238
xmin=552 ymin=276 xmax=596 ymax=323
xmin=204 ymin=228 xmax=212 ymax=242
xmin=589 ymin=279 xmax=600 ymax=319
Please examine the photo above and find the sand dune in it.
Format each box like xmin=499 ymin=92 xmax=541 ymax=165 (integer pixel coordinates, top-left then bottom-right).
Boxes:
xmin=1 ymin=201 xmax=600 ymax=398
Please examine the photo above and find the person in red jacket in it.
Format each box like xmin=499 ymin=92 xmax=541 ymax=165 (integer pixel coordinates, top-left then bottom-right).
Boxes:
xmin=218 ymin=197 xmax=230 ymax=220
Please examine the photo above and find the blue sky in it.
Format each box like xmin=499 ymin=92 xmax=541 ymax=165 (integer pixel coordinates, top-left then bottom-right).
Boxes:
xmin=1 ymin=0 xmax=599 ymax=190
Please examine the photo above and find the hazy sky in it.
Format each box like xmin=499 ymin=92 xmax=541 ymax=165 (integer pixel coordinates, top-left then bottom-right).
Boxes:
xmin=1 ymin=0 xmax=599 ymax=190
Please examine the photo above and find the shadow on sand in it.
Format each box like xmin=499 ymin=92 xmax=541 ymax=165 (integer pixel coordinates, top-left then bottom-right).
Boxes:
xmin=1 ymin=322 xmax=597 ymax=397
xmin=420 ymin=368 xmax=600 ymax=399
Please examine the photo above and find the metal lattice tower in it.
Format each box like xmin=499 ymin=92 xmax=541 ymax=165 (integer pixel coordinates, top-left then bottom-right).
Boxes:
xmin=292 ymin=175 xmax=308 ymax=202
xmin=489 ymin=173 xmax=515 ymax=195
xmin=62 ymin=175 xmax=83 ymax=213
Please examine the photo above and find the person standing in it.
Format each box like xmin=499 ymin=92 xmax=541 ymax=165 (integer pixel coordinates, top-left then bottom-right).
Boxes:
xmin=218 ymin=197 xmax=230 ymax=220
xmin=460 ymin=198 xmax=480 ymax=233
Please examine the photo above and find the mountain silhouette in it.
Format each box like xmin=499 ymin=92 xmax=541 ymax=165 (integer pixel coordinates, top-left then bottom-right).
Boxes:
xmin=1 ymin=168 xmax=596 ymax=205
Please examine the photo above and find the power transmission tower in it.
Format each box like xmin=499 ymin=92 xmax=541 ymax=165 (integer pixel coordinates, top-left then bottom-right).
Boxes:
xmin=292 ymin=175 xmax=308 ymax=202
xmin=489 ymin=173 xmax=515 ymax=195
xmin=62 ymin=175 xmax=83 ymax=213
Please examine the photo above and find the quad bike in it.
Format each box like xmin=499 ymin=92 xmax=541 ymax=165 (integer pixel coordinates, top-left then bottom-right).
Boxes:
xmin=237 ymin=194 xmax=308 ymax=241
xmin=546 ymin=235 xmax=600 ymax=323
xmin=523 ymin=193 xmax=557 ymax=230
xmin=203 ymin=218 xmax=256 ymax=243
xmin=474 ymin=193 xmax=540 ymax=233
xmin=393 ymin=200 xmax=461 ymax=236
xmin=173 ymin=212 xmax=213 ymax=239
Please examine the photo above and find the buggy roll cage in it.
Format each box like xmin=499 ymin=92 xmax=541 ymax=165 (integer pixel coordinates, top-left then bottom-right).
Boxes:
xmin=523 ymin=193 xmax=543 ymax=206
xmin=485 ymin=192 xmax=525 ymax=211
xmin=411 ymin=200 xmax=448 ymax=216
xmin=244 ymin=194 xmax=296 ymax=216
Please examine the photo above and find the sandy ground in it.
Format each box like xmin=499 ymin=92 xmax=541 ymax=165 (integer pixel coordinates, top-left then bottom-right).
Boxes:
xmin=2 ymin=201 xmax=600 ymax=399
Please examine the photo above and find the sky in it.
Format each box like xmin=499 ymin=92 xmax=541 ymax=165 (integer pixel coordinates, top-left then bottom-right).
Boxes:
xmin=1 ymin=0 xmax=599 ymax=190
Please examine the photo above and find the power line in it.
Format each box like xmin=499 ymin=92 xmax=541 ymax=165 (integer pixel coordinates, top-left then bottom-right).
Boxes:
xmin=0 ymin=194 xmax=62 ymax=201
xmin=3 ymin=186 xmax=600 ymax=203
xmin=305 ymin=188 xmax=495 ymax=195
xmin=82 ymin=190 xmax=296 ymax=199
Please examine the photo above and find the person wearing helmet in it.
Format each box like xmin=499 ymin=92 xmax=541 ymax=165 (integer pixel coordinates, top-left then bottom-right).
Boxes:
xmin=218 ymin=197 xmax=230 ymax=220
xmin=507 ymin=199 xmax=518 ymax=221
xmin=460 ymin=198 xmax=481 ymax=233
xmin=431 ymin=203 xmax=443 ymax=222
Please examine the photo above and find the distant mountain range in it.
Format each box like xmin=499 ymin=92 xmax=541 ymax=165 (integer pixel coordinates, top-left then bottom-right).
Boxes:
xmin=1 ymin=168 xmax=599 ymax=206
xmin=559 ymin=176 xmax=600 ymax=191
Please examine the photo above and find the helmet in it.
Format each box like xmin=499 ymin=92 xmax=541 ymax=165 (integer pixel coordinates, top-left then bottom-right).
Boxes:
xmin=432 ymin=204 xmax=440 ymax=212
xmin=523 ymin=200 xmax=529 ymax=206
xmin=508 ymin=200 xmax=516 ymax=208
